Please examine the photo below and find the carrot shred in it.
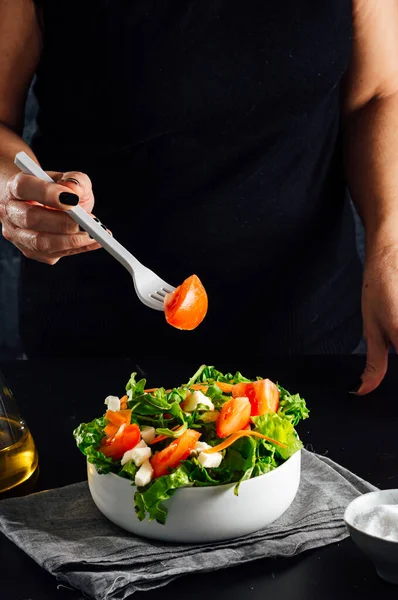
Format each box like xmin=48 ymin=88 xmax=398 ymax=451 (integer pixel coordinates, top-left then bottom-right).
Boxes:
xmin=150 ymin=424 xmax=182 ymax=445
xmin=203 ymin=430 xmax=287 ymax=453
xmin=104 ymin=423 xmax=119 ymax=438
xmin=189 ymin=381 xmax=234 ymax=393
xmin=105 ymin=409 xmax=132 ymax=427
xmin=119 ymin=395 xmax=128 ymax=410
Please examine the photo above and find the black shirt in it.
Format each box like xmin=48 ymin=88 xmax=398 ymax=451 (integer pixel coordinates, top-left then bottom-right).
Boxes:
xmin=20 ymin=0 xmax=362 ymax=361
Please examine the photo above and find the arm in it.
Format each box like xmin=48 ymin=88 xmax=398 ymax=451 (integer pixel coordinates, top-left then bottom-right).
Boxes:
xmin=342 ymin=0 xmax=398 ymax=394
xmin=0 ymin=0 xmax=42 ymax=196
xmin=0 ymin=0 xmax=99 ymax=264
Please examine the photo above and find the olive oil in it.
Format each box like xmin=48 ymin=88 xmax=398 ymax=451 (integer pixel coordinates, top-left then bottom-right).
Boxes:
xmin=0 ymin=417 xmax=38 ymax=493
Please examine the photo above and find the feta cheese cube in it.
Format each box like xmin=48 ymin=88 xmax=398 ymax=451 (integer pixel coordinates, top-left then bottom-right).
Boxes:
xmin=132 ymin=446 xmax=152 ymax=467
xmin=135 ymin=439 xmax=148 ymax=449
xmin=183 ymin=390 xmax=214 ymax=412
xmin=121 ymin=440 xmax=148 ymax=466
xmin=140 ymin=426 xmax=156 ymax=444
xmin=121 ymin=449 xmax=135 ymax=466
xmin=198 ymin=451 xmax=223 ymax=469
xmin=104 ymin=395 xmax=120 ymax=412
xmin=135 ymin=459 xmax=154 ymax=487
xmin=190 ymin=441 xmax=212 ymax=456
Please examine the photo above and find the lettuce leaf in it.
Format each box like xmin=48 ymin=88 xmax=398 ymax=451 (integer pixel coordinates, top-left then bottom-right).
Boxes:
xmin=277 ymin=386 xmax=309 ymax=426
xmin=134 ymin=464 xmax=192 ymax=524
xmin=188 ymin=365 xmax=251 ymax=386
xmin=252 ymin=412 xmax=303 ymax=460
xmin=73 ymin=417 xmax=115 ymax=474
xmin=118 ymin=460 xmax=138 ymax=481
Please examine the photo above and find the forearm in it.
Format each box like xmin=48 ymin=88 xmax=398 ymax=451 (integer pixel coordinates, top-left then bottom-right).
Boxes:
xmin=0 ymin=122 xmax=39 ymax=209
xmin=344 ymin=94 xmax=398 ymax=248
xmin=343 ymin=92 xmax=398 ymax=250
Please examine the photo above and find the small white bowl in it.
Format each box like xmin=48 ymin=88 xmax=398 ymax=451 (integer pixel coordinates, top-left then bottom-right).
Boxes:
xmin=87 ymin=450 xmax=301 ymax=543
xmin=344 ymin=489 xmax=398 ymax=585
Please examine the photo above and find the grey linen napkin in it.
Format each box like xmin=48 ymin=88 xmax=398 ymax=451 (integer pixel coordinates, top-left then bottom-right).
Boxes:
xmin=0 ymin=450 xmax=376 ymax=600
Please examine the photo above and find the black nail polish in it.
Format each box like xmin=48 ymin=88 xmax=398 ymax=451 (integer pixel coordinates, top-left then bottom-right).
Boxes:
xmin=59 ymin=192 xmax=79 ymax=206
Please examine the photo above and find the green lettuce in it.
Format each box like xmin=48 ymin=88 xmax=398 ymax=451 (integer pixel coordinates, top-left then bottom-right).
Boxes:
xmin=277 ymin=386 xmax=309 ymax=426
xmin=134 ymin=464 xmax=192 ymax=524
xmin=73 ymin=417 xmax=115 ymax=474
xmin=187 ymin=364 xmax=251 ymax=386
xmin=118 ymin=460 xmax=138 ymax=481
xmin=252 ymin=412 xmax=303 ymax=460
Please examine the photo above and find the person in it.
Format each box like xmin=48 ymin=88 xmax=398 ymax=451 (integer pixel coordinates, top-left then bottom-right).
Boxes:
xmin=0 ymin=0 xmax=397 ymax=394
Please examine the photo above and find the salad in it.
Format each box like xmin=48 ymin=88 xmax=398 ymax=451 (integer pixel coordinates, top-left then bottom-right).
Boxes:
xmin=74 ymin=365 xmax=309 ymax=524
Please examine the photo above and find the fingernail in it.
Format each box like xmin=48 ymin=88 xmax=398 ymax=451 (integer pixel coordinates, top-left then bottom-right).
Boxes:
xmin=59 ymin=192 xmax=79 ymax=206
xmin=63 ymin=177 xmax=80 ymax=186
xmin=349 ymin=382 xmax=362 ymax=395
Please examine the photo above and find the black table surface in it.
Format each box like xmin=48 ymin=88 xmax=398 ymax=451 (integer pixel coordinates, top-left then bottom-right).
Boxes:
xmin=1 ymin=355 xmax=397 ymax=600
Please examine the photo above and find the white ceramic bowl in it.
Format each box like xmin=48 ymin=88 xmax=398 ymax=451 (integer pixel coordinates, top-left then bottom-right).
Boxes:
xmin=87 ymin=449 xmax=301 ymax=543
xmin=344 ymin=489 xmax=398 ymax=585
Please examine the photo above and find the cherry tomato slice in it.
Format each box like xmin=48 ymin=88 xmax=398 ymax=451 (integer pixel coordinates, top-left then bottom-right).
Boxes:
xmin=232 ymin=379 xmax=280 ymax=416
xmin=150 ymin=429 xmax=201 ymax=478
xmin=164 ymin=274 xmax=208 ymax=330
xmin=216 ymin=396 xmax=251 ymax=438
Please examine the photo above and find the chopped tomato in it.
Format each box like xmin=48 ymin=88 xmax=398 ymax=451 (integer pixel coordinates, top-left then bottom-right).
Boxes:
xmin=100 ymin=423 xmax=140 ymax=460
xmin=164 ymin=274 xmax=208 ymax=331
xmin=232 ymin=379 xmax=280 ymax=416
xmin=105 ymin=409 xmax=132 ymax=427
xmin=216 ymin=397 xmax=251 ymax=438
xmin=150 ymin=429 xmax=201 ymax=478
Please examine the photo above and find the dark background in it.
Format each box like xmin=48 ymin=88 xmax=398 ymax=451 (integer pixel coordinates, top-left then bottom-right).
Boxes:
xmin=0 ymin=88 xmax=366 ymax=360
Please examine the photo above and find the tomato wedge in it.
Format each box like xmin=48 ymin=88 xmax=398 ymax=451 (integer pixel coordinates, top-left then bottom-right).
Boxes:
xmin=100 ymin=423 xmax=141 ymax=460
xmin=150 ymin=429 xmax=201 ymax=478
xmin=164 ymin=274 xmax=208 ymax=330
xmin=232 ymin=379 xmax=280 ymax=416
xmin=216 ymin=397 xmax=251 ymax=438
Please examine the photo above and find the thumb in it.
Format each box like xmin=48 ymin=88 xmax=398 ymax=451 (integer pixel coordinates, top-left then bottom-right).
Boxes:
xmin=354 ymin=328 xmax=388 ymax=395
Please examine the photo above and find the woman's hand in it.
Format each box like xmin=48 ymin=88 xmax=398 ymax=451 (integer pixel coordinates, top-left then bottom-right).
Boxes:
xmin=356 ymin=238 xmax=398 ymax=395
xmin=0 ymin=170 xmax=101 ymax=265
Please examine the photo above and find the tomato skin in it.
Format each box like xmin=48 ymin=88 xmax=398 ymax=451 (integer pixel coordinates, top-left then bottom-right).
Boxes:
xmin=150 ymin=429 xmax=201 ymax=478
xmin=232 ymin=379 xmax=280 ymax=416
xmin=216 ymin=397 xmax=251 ymax=438
xmin=100 ymin=423 xmax=141 ymax=460
xmin=164 ymin=274 xmax=208 ymax=330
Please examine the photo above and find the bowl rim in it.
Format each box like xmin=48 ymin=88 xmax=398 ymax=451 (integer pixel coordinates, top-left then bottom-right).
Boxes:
xmin=88 ymin=447 xmax=301 ymax=493
xmin=344 ymin=489 xmax=398 ymax=545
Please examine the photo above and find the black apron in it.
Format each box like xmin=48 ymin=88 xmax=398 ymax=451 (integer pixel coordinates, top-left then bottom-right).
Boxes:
xmin=21 ymin=0 xmax=362 ymax=361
